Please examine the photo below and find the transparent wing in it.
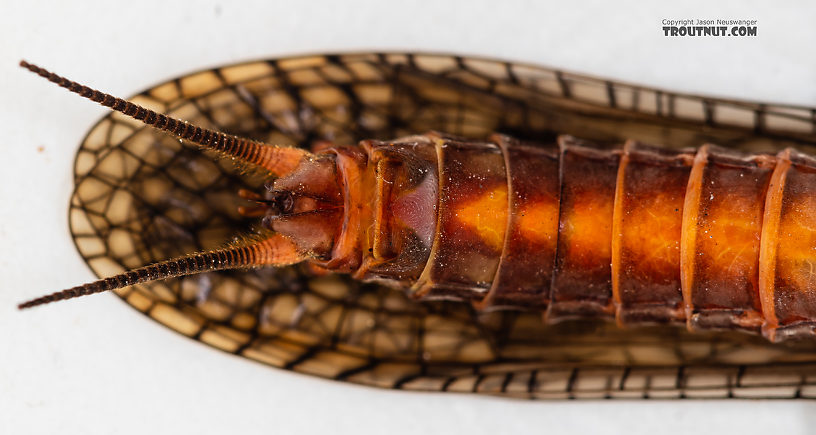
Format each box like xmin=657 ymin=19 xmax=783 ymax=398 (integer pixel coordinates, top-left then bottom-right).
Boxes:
xmin=70 ymin=53 xmax=816 ymax=399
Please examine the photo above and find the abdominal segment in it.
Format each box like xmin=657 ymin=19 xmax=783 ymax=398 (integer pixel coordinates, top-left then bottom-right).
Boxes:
xmin=356 ymin=132 xmax=816 ymax=342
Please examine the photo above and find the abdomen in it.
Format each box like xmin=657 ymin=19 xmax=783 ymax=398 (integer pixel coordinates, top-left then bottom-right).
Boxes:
xmin=359 ymin=131 xmax=816 ymax=342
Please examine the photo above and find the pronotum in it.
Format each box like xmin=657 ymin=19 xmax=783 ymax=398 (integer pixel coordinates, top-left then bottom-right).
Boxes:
xmin=18 ymin=53 xmax=816 ymax=399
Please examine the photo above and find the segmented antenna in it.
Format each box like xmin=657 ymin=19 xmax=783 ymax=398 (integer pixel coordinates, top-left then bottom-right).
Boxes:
xmin=19 ymin=60 xmax=311 ymax=177
xmin=18 ymin=234 xmax=305 ymax=309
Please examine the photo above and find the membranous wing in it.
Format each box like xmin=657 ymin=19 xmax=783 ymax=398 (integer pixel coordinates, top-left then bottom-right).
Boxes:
xmin=69 ymin=53 xmax=816 ymax=399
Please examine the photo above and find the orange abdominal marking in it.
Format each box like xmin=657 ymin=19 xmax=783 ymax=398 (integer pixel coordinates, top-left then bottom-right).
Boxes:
xmin=517 ymin=197 xmax=559 ymax=243
xmin=776 ymin=196 xmax=816 ymax=292
xmin=456 ymin=185 xmax=508 ymax=250
xmin=702 ymin=205 xmax=762 ymax=274
xmin=562 ymin=194 xmax=613 ymax=259
xmin=622 ymin=192 xmax=683 ymax=269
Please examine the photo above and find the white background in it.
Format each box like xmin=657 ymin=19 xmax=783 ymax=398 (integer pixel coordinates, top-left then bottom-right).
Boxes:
xmin=2 ymin=1 xmax=816 ymax=434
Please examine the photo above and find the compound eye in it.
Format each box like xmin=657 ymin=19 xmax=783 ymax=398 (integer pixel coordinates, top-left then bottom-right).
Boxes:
xmin=278 ymin=192 xmax=295 ymax=213
xmin=276 ymin=191 xmax=294 ymax=214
